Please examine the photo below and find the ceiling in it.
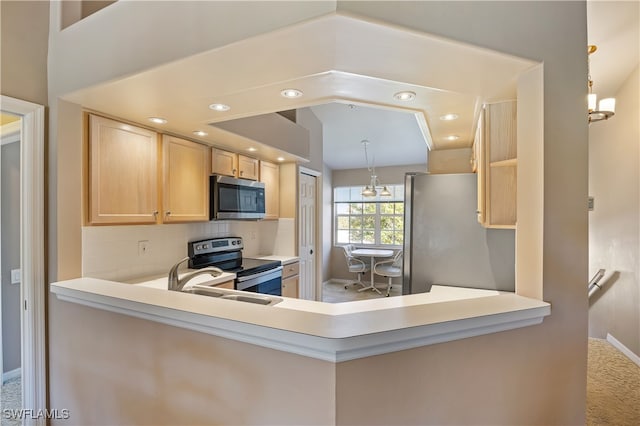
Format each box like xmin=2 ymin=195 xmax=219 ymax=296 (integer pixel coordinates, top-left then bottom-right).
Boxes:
xmin=59 ymin=5 xmax=640 ymax=170
xmin=63 ymin=13 xmax=535 ymax=167
xmin=311 ymin=102 xmax=428 ymax=170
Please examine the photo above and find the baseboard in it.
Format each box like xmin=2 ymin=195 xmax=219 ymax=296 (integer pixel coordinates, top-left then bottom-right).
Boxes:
xmin=2 ymin=367 xmax=21 ymax=384
xmin=606 ymin=333 xmax=640 ymax=367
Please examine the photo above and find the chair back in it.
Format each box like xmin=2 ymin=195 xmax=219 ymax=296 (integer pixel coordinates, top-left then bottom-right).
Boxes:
xmin=342 ymin=244 xmax=355 ymax=259
xmin=392 ymin=249 xmax=403 ymax=266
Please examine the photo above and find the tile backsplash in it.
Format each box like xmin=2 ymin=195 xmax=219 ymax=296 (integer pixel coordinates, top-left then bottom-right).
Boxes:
xmin=82 ymin=219 xmax=296 ymax=281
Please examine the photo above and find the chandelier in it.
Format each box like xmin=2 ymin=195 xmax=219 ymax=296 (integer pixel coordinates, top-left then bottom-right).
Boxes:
xmin=361 ymin=140 xmax=391 ymax=197
xmin=588 ymin=45 xmax=616 ymax=124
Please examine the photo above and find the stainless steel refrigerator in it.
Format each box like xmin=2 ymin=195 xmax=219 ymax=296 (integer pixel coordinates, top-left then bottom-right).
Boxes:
xmin=403 ymin=172 xmax=515 ymax=294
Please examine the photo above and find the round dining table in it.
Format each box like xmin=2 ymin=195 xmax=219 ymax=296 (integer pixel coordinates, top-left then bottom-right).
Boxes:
xmin=351 ymin=248 xmax=395 ymax=294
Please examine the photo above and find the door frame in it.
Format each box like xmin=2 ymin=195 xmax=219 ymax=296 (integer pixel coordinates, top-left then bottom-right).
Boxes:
xmin=298 ymin=166 xmax=322 ymax=300
xmin=1 ymin=95 xmax=46 ymax=415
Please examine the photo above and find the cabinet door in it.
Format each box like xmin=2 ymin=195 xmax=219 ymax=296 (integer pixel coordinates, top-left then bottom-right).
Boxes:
xmin=162 ymin=135 xmax=210 ymax=222
xmin=89 ymin=115 xmax=159 ymax=224
xmin=282 ymin=275 xmax=299 ymax=298
xmin=215 ymin=280 xmax=235 ymax=290
xmin=485 ymin=101 xmax=517 ymax=228
xmin=211 ymin=148 xmax=238 ymax=177
xmin=260 ymin=161 xmax=280 ymax=220
xmin=238 ymin=155 xmax=259 ymax=180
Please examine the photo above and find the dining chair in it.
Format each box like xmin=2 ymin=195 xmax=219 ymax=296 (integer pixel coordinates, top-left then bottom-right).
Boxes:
xmin=373 ymin=249 xmax=403 ymax=296
xmin=342 ymin=244 xmax=369 ymax=290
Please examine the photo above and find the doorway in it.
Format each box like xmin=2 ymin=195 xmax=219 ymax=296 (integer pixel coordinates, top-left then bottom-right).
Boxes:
xmin=0 ymin=95 xmax=46 ymax=420
xmin=1 ymin=111 xmax=22 ymax=414
xmin=298 ymin=168 xmax=321 ymax=300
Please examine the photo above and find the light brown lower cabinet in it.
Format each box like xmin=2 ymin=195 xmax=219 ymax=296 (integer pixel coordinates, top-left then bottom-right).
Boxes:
xmin=281 ymin=261 xmax=299 ymax=298
xmin=214 ymin=280 xmax=235 ymax=290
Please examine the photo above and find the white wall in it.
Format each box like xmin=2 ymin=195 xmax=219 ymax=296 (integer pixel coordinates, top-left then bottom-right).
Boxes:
xmin=588 ymin=63 xmax=640 ymax=356
xmin=82 ymin=222 xmax=231 ymax=281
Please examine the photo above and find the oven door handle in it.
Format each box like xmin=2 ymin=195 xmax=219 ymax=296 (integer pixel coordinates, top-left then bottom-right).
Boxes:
xmin=236 ymin=266 xmax=283 ymax=290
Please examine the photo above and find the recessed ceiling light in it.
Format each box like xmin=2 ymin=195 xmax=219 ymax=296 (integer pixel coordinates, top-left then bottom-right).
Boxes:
xmin=209 ymin=103 xmax=231 ymax=112
xmin=393 ymin=91 xmax=416 ymax=101
xmin=440 ymin=113 xmax=459 ymax=121
xmin=148 ymin=117 xmax=167 ymax=124
xmin=193 ymin=130 xmax=208 ymax=137
xmin=280 ymin=89 xmax=303 ymax=99
xmin=445 ymin=135 xmax=460 ymax=141
xmin=247 ymin=147 xmax=257 ymax=152
xmin=276 ymin=157 xmax=285 ymax=162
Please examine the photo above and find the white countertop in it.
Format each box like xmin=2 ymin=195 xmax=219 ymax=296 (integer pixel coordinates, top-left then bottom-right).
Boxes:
xmin=254 ymin=255 xmax=299 ymax=265
xmin=50 ymin=277 xmax=550 ymax=362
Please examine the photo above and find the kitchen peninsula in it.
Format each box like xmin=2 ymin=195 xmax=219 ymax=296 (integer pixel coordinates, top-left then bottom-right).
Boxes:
xmin=51 ymin=277 xmax=549 ymax=362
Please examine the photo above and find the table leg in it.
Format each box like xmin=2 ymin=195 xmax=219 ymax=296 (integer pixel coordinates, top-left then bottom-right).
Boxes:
xmin=358 ymin=256 xmax=382 ymax=295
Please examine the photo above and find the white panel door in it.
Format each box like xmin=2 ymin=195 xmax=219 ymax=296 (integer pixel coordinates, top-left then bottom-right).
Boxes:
xmin=298 ymin=172 xmax=317 ymax=300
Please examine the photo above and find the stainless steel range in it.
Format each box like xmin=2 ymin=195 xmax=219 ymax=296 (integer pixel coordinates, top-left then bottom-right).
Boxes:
xmin=188 ymin=237 xmax=283 ymax=295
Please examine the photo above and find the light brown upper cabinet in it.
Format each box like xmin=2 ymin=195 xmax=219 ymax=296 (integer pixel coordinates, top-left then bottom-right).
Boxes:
xmin=211 ymin=148 xmax=238 ymax=177
xmin=88 ymin=115 xmax=159 ymax=224
xmin=259 ymin=160 xmax=280 ymax=220
xmin=211 ymin=148 xmax=259 ymax=181
xmin=162 ymin=135 xmax=210 ymax=223
xmin=475 ymin=101 xmax=517 ymax=229
xmin=238 ymin=155 xmax=259 ymax=180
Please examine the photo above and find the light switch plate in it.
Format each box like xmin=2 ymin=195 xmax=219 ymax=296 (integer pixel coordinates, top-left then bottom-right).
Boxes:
xmin=11 ymin=269 xmax=21 ymax=284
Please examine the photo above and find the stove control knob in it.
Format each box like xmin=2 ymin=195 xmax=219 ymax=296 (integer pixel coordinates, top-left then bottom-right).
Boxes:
xmin=232 ymin=240 xmax=237 ymax=245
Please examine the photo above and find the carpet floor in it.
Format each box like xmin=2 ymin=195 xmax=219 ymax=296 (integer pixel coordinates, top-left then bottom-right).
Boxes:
xmin=1 ymin=376 xmax=21 ymax=426
xmin=587 ymin=338 xmax=640 ymax=426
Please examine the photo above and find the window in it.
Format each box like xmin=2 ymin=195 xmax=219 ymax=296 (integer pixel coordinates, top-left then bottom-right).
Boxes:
xmin=334 ymin=185 xmax=404 ymax=246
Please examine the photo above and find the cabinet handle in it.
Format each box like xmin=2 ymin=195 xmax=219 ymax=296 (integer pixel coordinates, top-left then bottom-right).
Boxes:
xmin=153 ymin=211 xmax=159 ymax=217
xmin=166 ymin=211 xmax=171 ymax=216
xmin=232 ymin=168 xmax=237 ymax=174
xmin=240 ymin=170 xmax=244 ymax=176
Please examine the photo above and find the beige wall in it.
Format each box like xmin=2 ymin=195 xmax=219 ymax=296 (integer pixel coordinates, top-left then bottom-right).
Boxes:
xmin=335 ymin=1 xmax=589 ymax=424
xmin=49 ymin=297 xmax=336 ymax=426
xmin=428 ymin=148 xmax=473 ymax=174
xmin=0 ymin=0 xmax=49 ymax=376
xmin=588 ymin=64 xmax=640 ymax=356
xmin=0 ymin=1 xmax=49 ymax=106
xmin=296 ymin=107 xmax=324 ymax=173
xmin=46 ymin=1 xmax=589 ymax=424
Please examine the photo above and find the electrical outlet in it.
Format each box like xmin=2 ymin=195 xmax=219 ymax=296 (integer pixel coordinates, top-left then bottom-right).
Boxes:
xmin=11 ymin=269 xmax=21 ymax=284
xmin=138 ymin=240 xmax=150 ymax=256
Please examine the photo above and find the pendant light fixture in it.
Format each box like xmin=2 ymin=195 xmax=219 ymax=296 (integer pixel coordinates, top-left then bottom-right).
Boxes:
xmin=588 ymin=45 xmax=616 ymax=124
xmin=361 ymin=140 xmax=392 ymax=197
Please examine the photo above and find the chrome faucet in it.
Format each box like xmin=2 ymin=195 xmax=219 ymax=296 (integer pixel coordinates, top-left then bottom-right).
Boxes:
xmin=168 ymin=257 xmax=223 ymax=291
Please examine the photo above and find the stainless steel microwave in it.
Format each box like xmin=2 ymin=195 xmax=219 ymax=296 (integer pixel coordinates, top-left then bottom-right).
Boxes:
xmin=210 ymin=175 xmax=265 ymax=220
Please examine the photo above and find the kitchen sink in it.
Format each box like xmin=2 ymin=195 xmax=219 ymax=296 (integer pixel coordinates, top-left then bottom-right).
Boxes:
xmin=181 ymin=287 xmax=225 ymax=298
xmin=220 ymin=294 xmax=277 ymax=305
xmin=181 ymin=285 xmax=282 ymax=306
